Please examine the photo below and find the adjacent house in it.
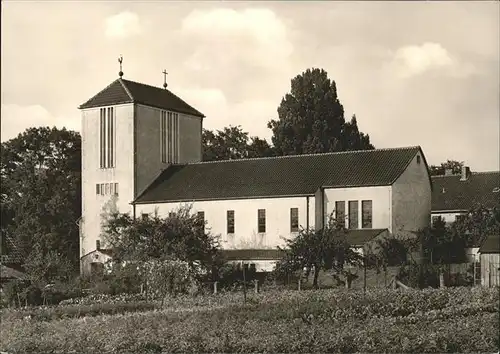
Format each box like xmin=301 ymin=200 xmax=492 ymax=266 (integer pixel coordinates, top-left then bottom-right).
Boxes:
xmin=431 ymin=168 xmax=500 ymax=261
xmin=78 ymin=73 xmax=433 ymax=275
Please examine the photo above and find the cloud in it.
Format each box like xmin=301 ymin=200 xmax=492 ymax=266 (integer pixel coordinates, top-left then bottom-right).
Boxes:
xmin=174 ymin=87 xmax=275 ymax=140
xmin=180 ymin=8 xmax=293 ymax=71
xmin=104 ymin=11 xmax=143 ymax=39
xmin=389 ymin=42 xmax=477 ymax=78
xmin=1 ymin=104 xmax=79 ymax=142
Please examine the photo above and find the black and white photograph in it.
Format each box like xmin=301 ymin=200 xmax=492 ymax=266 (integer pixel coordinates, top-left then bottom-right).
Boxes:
xmin=1 ymin=1 xmax=499 ymax=353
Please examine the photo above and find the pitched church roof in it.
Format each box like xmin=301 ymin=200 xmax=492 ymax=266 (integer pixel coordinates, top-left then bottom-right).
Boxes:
xmin=78 ymin=78 xmax=205 ymax=118
xmin=134 ymin=146 xmax=426 ymax=204
xmin=431 ymin=171 xmax=500 ymax=212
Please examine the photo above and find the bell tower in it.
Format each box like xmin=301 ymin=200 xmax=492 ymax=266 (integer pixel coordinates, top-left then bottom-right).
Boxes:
xmin=78 ymin=57 xmax=205 ymax=274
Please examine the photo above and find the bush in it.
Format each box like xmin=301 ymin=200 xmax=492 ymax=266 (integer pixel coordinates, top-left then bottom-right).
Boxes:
xmin=398 ymin=262 xmax=440 ymax=288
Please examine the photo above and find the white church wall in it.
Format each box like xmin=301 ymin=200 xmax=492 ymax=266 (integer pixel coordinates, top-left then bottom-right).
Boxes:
xmin=135 ymin=196 xmax=316 ymax=250
xmin=323 ymin=186 xmax=392 ymax=231
xmin=392 ymin=152 xmax=432 ymax=238
xmin=81 ymin=103 xmax=135 ymax=259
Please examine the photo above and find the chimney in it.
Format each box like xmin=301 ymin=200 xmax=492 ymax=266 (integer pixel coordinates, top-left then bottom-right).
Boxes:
xmin=96 ymin=239 xmax=101 ymax=251
xmin=460 ymin=166 xmax=471 ymax=181
xmin=444 ymin=169 xmax=454 ymax=176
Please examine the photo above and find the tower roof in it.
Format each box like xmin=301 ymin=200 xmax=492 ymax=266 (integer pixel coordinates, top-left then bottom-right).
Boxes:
xmin=78 ymin=78 xmax=205 ymax=118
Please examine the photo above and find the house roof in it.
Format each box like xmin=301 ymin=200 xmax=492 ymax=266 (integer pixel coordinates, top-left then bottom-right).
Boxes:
xmin=346 ymin=229 xmax=389 ymax=247
xmin=78 ymin=78 xmax=205 ymax=118
xmin=479 ymin=234 xmax=500 ymax=254
xmin=431 ymin=171 xmax=500 ymax=212
xmin=0 ymin=265 xmax=25 ymax=280
xmin=134 ymin=146 xmax=425 ymax=204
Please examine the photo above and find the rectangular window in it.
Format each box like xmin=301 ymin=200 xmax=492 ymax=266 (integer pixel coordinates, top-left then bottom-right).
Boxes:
xmin=227 ymin=210 xmax=235 ymax=234
xmin=114 ymin=183 xmax=119 ymax=196
xmin=141 ymin=213 xmax=149 ymax=220
xmin=160 ymin=111 xmax=167 ymax=163
xmin=100 ymin=183 xmax=105 ymax=196
xmin=361 ymin=200 xmax=372 ymax=228
xmin=99 ymin=107 xmax=115 ymax=169
xmin=105 ymin=183 xmax=110 ymax=195
xmin=96 ymin=184 xmax=100 ymax=195
xmin=432 ymin=215 xmax=441 ymax=225
xmin=290 ymin=208 xmax=299 ymax=232
xmin=258 ymin=209 xmax=266 ymax=233
xmin=168 ymin=212 xmax=175 ymax=218
xmin=335 ymin=201 xmax=345 ymax=227
xmin=348 ymin=201 xmax=359 ymax=229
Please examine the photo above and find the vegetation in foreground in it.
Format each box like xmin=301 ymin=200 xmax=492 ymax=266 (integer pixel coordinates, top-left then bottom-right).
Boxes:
xmin=1 ymin=286 xmax=498 ymax=354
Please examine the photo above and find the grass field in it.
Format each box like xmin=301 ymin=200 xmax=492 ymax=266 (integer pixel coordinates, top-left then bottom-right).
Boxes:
xmin=1 ymin=287 xmax=498 ymax=353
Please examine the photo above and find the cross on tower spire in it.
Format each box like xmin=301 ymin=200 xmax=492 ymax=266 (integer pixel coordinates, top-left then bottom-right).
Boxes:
xmin=162 ymin=70 xmax=168 ymax=89
xmin=118 ymin=55 xmax=124 ymax=78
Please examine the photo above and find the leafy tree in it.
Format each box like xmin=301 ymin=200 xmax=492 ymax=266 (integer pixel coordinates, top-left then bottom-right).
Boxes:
xmin=429 ymin=160 xmax=464 ymax=176
xmin=202 ymin=126 xmax=274 ymax=161
xmin=102 ymin=205 xmax=223 ymax=281
xmin=450 ymin=203 xmax=500 ymax=248
xmin=267 ymin=68 xmax=374 ymax=156
xmin=0 ymin=127 xmax=81 ymax=277
xmin=276 ymin=215 xmax=364 ymax=288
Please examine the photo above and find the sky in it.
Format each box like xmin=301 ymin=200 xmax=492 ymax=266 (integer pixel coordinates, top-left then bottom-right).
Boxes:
xmin=1 ymin=1 xmax=499 ymax=171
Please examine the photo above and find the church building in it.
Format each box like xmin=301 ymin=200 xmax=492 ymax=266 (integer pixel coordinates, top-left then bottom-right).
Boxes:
xmin=78 ymin=69 xmax=433 ymax=275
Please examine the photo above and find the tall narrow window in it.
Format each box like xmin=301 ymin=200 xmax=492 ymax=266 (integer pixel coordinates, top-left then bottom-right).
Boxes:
xmin=99 ymin=107 xmax=115 ymax=169
xmin=96 ymin=184 xmax=100 ymax=195
xmin=168 ymin=112 xmax=173 ymax=163
xmin=114 ymin=183 xmax=119 ymax=196
xmin=362 ymin=200 xmax=372 ymax=228
xmin=258 ymin=209 xmax=266 ymax=233
xmin=100 ymin=108 xmax=105 ymax=168
xmin=174 ymin=113 xmax=179 ymax=163
xmin=227 ymin=210 xmax=235 ymax=234
xmin=160 ymin=111 xmax=167 ymax=163
xmin=348 ymin=201 xmax=359 ymax=229
xmin=290 ymin=208 xmax=299 ymax=232
xmin=335 ymin=201 xmax=346 ymax=227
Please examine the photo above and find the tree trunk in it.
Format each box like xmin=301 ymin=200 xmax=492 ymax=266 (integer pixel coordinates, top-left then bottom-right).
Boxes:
xmin=313 ymin=266 xmax=319 ymax=289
